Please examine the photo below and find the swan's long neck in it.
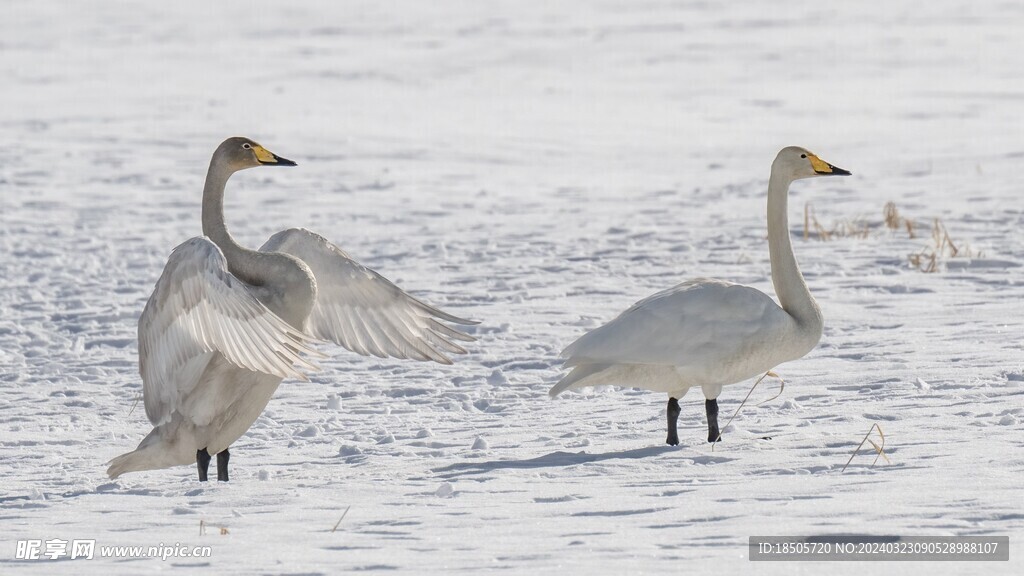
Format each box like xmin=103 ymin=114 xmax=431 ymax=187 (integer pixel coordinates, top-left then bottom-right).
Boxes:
xmin=201 ymin=158 xmax=278 ymax=286
xmin=200 ymin=151 xmax=317 ymax=329
xmin=766 ymin=170 xmax=822 ymax=332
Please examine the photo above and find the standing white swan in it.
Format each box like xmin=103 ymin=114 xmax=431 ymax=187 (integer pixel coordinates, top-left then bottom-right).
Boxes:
xmin=550 ymin=147 xmax=850 ymax=445
xmin=108 ymin=137 xmax=475 ymax=481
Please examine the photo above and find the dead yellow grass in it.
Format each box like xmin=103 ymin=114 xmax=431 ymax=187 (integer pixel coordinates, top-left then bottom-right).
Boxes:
xmin=199 ymin=520 xmax=230 ymax=536
xmin=908 ymin=218 xmax=980 ymax=273
xmin=711 ymin=370 xmax=785 ymax=452
xmin=883 ymin=201 xmax=916 ymax=238
xmin=841 ymin=423 xmax=890 ymax=473
xmin=803 ymin=203 xmax=870 ymax=241
xmin=805 ymin=201 xmax=979 ymax=272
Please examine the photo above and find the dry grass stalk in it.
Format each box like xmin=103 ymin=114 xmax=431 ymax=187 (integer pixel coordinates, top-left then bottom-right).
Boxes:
xmin=756 ymin=376 xmax=785 ymax=406
xmin=199 ymin=520 xmax=230 ymax=536
xmin=909 ymin=250 xmax=938 ymax=273
xmin=711 ymin=370 xmax=784 ymax=451
xmin=804 ymin=203 xmax=810 ymax=240
xmin=806 ymin=201 xmax=977 ymax=272
xmin=883 ymin=202 xmax=899 ymax=230
xmin=908 ymin=217 xmax=980 ymax=272
xmin=331 ymin=505 xmax=352 ymax=532
xmin=883 ymin=201 xmax=915 ymax=238
xmin=840 ymin=423 xmax=890 ymax=473
xmin=128 ymin=394 xmax=141 ymax=418
xmin=803 ymin=203 xmax=870 ymax=241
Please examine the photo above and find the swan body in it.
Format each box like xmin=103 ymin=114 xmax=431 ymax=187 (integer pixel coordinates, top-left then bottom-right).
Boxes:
xmin=550 ymin=147 xmax=850 ymax=444
xmin=551 ymin=278 xmax=819 ymax=395
xmin=108 ymin=137 xmax=474 ymax=480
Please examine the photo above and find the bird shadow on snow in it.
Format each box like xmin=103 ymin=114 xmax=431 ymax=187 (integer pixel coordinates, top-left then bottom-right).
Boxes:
xmin=433 ymin=446 xmax=733 ymax=479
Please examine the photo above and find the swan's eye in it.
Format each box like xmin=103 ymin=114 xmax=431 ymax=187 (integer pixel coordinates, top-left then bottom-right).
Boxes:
xmin=800 ymin=154 xmax=807 ymax=158
xmin=242 ymin=143 xmax=252 ymax=150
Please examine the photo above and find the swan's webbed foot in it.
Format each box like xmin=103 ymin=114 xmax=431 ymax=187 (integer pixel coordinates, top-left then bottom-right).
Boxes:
xmin=706 ymin=398 xmax=721 ymax=443
xmin=197 ymin=448 xmax=211 ymax=482
xmin=217 ymin=448 xmax=230 ymax=482
xmin=666 ymin=397 xmax=681 ymax=446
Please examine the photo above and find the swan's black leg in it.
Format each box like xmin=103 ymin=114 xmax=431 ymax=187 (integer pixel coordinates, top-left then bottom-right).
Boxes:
xmin=197 ymin=448 xmax=211 ymax=482
xmin=217 ymin=448 xmax=230 ymax=482
xmin=706 ymin=398 xmax=721 ymax=443
xmin=666 ymin=397 xmax=681 ymax=446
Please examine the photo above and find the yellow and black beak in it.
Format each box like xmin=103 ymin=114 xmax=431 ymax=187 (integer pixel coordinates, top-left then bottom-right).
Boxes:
xmin=808 ymin=154 xmax=851 ymax=176
xmin=253 ymin=145 xmax=297 ymax=167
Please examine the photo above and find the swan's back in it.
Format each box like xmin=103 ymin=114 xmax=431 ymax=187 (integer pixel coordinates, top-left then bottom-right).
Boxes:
xmin=560 ymin=278 xmax=813 ymax=387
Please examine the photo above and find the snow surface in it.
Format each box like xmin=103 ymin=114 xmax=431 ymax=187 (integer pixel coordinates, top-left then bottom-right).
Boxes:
xmin=2 ymin=0 xmax=1023 ymax=574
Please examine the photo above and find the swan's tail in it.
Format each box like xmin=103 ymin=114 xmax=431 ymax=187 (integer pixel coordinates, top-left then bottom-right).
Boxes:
xmin=550 ymin=363 xmax=689 ymax=398
xmin=549 ymin=364 xmax=613 ymax=398
xmin=106 ymin=429 xmax=190 ymax=479
xmin=106 ymin=450 xmax=151 ymax=479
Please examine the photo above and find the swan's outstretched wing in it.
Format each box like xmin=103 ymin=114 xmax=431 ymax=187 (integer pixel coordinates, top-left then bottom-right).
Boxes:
xmin=261 ymin=228 xmax=476 ymax=365
xmin=561 ymin=279 xmax=793 ymax=371
xmin=139 ymin=237 xmax=321 ymax=426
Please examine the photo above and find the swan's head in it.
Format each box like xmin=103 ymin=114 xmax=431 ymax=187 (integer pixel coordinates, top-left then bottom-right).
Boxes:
xmin=215 ymin=136 xmax=297 ymax=171
xmin=773 ymin=146 xmax=850 ymax=181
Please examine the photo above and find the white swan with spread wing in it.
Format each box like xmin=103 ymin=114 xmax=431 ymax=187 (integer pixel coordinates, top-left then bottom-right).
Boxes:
xmin=108 ymin=137 xmax=475 ymax=481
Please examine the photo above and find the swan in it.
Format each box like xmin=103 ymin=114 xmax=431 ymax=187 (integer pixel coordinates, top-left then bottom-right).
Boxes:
xmin=549 ymin=146 xmax=850 ymax=445
xmin=107 ymin=137 xmax=475 ymax=481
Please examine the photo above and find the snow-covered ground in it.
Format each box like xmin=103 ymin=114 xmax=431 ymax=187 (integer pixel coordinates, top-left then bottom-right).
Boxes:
xmin=2 ymin=0 xmax=1023 ymax=573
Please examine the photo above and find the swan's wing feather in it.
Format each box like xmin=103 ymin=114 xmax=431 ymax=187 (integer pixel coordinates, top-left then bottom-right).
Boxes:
xmin=138 ymin=237 xmax=321 ymax=426
xmin=261 ymin=228 xmax=475 ymax=364
xmin=561 ymin=279 xmax=790 ymax=369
